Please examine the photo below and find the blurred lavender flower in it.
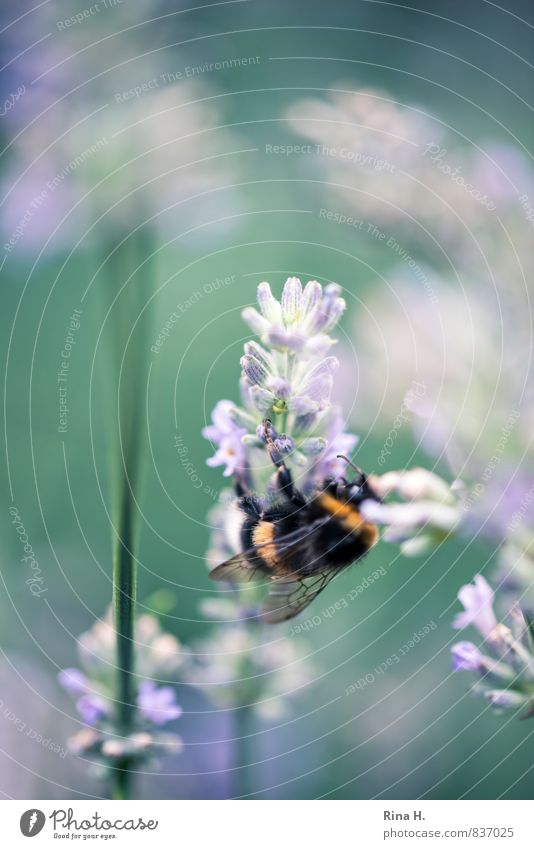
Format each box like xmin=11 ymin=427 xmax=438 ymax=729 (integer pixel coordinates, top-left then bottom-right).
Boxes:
xmin=59 ymin=607 xmax=184 ymax=763
xmin=345 ymin=272 xmax=534 ymax=688
xmin=360 ymin=468 xmax=461 ymax=556
xmin=286 ymin=87 xmax=534 ymax=283
xmin=1 ymin=0 xmax=242 ymax=255
xmin=450 ymin=642 xmax=483 ymax=672
xmin=294 ymin=91 xmax=534 ymax=560
xmin=2 ymin=82 xmax=240 ymax=254
xmin=137 ymin=681 xmax=183 ymax=726
xmin=192 ymin=493 xmax=317 ymax=721
xmin=191 ymin=601 xmax=317 ymax=721
xmin=196 ymin=278 xmax=360 ymax=772
xmin=452 ymin=575 xmax=498 ymax=639
xmin=57 ymin=667 xmax=88 ymax=695
xmin=451 ymin=577 xmax=534 ymax=718
xmin=287 ymin=88 xmax=532 ymax=529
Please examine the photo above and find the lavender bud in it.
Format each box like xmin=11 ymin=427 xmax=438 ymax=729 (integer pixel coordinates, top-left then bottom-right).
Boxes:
xmin=299 ymin=437 xmax=327 ymax=456
xmin=484 ymin=689 xmax=527 ymax=710
xmin=274 ymin=435 xmax=295 ymax=455
xmin=240 ymin=354 xmax=268 ymax=386
xmin=451 ymin=641 xmax=483 ymax=672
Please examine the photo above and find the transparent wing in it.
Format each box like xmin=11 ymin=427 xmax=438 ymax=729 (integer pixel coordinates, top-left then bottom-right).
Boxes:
xmin=208 ymin=515 xmax=329 ymax=584
xmin=209 ymin=553 xmax=265 ymax=584
xmin=260 ymin=569 xmax=338 ymax=623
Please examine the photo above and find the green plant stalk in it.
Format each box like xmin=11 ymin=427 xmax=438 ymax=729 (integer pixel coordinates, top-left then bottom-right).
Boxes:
xmin=106 ymin=226 xmax=153 ymax=799
xmin=232 ymin=634 xmax=263 ymax=799
xmin=234 ymin=703 xmax=253 ymax=799
xmin=112 ymin=757 xmax=134 ymax=801
xmin=112 ymin=388 xmax=141 ymax=734
xmin=111 ymin=463 xmax=138 ymax=800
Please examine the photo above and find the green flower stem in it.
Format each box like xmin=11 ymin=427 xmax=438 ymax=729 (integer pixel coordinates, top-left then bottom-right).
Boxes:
xmin=112 ymin=470 xmax=138 ymax=732
xmin=112 ymin=757 xmax=134 ymax=801
xmin=105 ymin=226 xmax=154 ymax=800
xmin=234 ymin=704 xmax=253 ymax=799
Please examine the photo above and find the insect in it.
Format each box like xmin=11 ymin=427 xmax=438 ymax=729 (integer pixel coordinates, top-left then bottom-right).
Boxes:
xmin=209 ymin=420 xmax=382 ymax=623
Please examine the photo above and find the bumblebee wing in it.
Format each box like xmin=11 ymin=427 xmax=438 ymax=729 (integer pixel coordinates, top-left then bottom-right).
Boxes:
xmin=260 ymin=569 xmax=338 ymax=624
xmin=209 ymin=515 xmax=329 ymax=584
xmin=209 ymin=554 xmax=264 ymax=584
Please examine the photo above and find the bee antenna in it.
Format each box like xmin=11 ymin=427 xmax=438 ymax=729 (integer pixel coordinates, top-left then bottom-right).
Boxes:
xmin=336 ymin=454 xmax=366 ymax=480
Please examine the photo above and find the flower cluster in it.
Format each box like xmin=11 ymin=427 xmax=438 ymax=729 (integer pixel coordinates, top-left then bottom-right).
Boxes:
xmin=288 ymin=89 xmax=532 ymax=556
xmin=287 ymin=87 xmax=533 ymax=279
xmin=361 ymin=468 xmax=461 ymax=556
xmin=345 ymin=277 xmax=532 ymax=541
xmin=59 ymin=608 xmax=184 ymax=763
xmin=451 ymin=576 xmax=534 ymax=716
xmin=343 ymin=271 xmax=533 ymax=718
xmin=1 ymin=0 xmax=240 ymax=253
xmin=191 ymin=595 xmax=317 ymax=721
xmin=203 ymin=277 xmax=357 ymax=493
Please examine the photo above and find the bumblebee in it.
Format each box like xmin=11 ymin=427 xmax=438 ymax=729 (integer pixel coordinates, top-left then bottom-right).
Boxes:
xmin=210 ymin=421 xmax=381 ymax=623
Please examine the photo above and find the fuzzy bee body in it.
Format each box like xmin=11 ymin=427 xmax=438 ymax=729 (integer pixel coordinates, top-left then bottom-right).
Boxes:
xmin=210 ymin=426 xmax=381 ymax=622
xmin=241 ymin=488 xmax=378 ymax=577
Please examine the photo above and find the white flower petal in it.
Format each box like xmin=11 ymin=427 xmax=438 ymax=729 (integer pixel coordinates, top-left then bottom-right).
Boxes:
xmin=257 ymin=281 xmax=282 ymax=323
xmin=241 ymin=306 xmax=270 ymax=335
xmin=281 ymin=277 xmax=303 ymax=323
xmin=300 ymin=280 xmax=323 ymax=320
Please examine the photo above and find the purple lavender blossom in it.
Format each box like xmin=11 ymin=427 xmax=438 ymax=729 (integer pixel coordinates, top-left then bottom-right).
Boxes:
xmin=241 ymin=278 xmax=346 ymax=354
xmin=202 ymin=400 xmax=247 ymax=477
xmin=59 ymin=608 xmax=185 ymax=762
xmin=58 ymin=667 xmax=89 ymax=695
xmin=137 ymin=681 xmax=183 ymax=726
xmin=288 ymin=357 xmax=338 ymax=415
xmin=452 ymin=575 xmax=498 ymax=639
xmin=76 ymin=694 xmax=108 ymax=726
xmin=471 ymin=144 xmax=534 ymax=203
xmin=484 ymin=689 xmax=527 ymax=710
xmin=312 ymin=413 xmax=359 ymax=480
xmin=204 ymin=278 xmax=356 ymax=493
xmin=451 ymin=641 xmax=483 ymax=671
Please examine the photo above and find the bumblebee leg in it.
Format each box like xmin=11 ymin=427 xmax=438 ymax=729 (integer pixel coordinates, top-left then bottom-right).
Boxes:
xmin=233 ymin=475 xmax=262 ymax=518
xmin=233 ymin=476 xmax=248 ymax=499
xmin=263 ymin=420 xmax=305 ymax=506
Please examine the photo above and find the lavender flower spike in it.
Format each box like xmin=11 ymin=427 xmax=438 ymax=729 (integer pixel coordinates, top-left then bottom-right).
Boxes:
xmin=452 ymin=574 xmax=498 ymax=639
xmin=241 ymin=278 xmax=346 ymax=354
xmin=59 ymin=607 xmax=185 ymax=761
xmin=204 ymin=278 xmax=356 ymax=495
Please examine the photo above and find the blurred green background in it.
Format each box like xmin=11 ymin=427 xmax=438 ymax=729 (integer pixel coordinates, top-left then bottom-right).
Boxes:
xmin=1 ymin=0 xmax=533 ymax=799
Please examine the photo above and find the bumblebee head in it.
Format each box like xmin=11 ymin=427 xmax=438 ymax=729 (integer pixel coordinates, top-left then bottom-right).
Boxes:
xmin=345 ymin=478 xmax=380 ymax=505
xmin=336 ymin=455 xmax=381 ymax=504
